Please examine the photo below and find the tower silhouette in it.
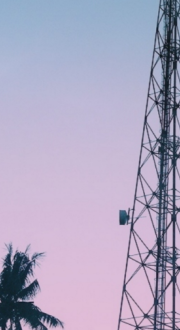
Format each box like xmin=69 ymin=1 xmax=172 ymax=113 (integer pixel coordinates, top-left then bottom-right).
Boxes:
xmin=118 ymin=1 xmax=180 ymax=329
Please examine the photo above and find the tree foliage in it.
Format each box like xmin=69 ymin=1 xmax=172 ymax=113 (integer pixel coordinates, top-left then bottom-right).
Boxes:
xmin=0 ymin=244 xmax=64 ymax=330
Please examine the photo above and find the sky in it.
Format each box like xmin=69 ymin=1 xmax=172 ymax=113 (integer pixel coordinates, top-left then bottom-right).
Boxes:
xmin=0 ymin=1 xmax=159 ymax=330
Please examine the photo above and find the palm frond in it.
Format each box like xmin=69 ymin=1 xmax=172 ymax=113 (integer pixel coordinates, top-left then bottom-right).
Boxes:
xmin=16 ymin=301 xmax=40 ymax=321
xmin=4 ymin=243 xmax=13 ymax=260
xmin=12 ymin=251 xmax=29 ymax=277
xmin=20 ymin=315 xmax=47 ymax=330
xmin=3 ymin=251 xmax=31 ymax=296
xmin=10 ymin=250 xmax=43 ymax=289
xmin=0 ymin=245 xmax=63 ymax=330
xmin=18 ymin=262 xmax=36 ymax=288
xmin=0 ymin=301 xmax=13 ymax=322
xmin=1 ymin=243 xmax=13 ymax=274
xmin=17 ymin=279 xmax=40 ymax=300
xmin=18 ymin=252 xmax=45 ymax=287
xmin=16 ymin=302 xmax=64 ymax=329
xmin=31 ymin=252 xmax=45 ymax=267
xmin=36 ymin=320 xmax=48 ymax=330
xmin=16 ymin=302 xmax=45 ymax=329
xmin=14 ymin=318 xmax=22 ymax=330
xmin=24 ymin=245 xmax=31 ymax=255
xmin=0 ymin=248 xmax=43 ymax=299
xmin=0 ymin=317 xmax=7 ymax=330
xmin=39 ymin=312 xmax=64 ymax=328
xmin=0 ymin=244 xmax=13 ymax=297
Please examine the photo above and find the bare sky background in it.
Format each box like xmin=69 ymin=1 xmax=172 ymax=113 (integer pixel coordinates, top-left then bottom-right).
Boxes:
xmin=0 ymin=2 xmax=159 ymax=330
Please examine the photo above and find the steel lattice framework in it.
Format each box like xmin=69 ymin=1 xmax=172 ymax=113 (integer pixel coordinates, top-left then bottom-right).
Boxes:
xmin=118 ymin=1 xmax=180 ymax=329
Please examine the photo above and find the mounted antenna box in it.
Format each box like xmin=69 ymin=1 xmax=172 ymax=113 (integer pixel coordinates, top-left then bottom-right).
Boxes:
xmin=119 ymin=210 xmax=129 ymax=225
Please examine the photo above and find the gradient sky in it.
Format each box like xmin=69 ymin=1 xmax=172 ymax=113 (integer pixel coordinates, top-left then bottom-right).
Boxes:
xmin=0 ymin=2 xmax=159 ymax=330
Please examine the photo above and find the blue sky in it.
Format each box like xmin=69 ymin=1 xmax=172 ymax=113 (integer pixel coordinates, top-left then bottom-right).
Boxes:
xmin=0 ymin=2 xmax=159 ymax=330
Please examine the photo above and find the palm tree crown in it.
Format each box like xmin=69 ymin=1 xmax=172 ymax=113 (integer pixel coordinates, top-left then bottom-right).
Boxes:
xmin=0 ymin=244 xmax=63 ymax=330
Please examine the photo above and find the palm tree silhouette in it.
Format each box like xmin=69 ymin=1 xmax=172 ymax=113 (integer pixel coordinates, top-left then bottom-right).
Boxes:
xmin=0 ymin=244 xmax=63 ymax=330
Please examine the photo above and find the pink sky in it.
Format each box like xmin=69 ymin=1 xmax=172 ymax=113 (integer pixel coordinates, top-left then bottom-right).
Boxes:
xmin=0 ymin=1 xmax=159 ymax=330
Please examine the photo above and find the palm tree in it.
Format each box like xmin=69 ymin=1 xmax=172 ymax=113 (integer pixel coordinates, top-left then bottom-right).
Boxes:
xmin=0 ymin=244 xmax=64 ymax=330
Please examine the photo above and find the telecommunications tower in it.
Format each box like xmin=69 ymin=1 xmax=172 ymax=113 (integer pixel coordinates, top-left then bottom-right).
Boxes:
xmin=118 ymin=1 xmax=180 ymax=329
